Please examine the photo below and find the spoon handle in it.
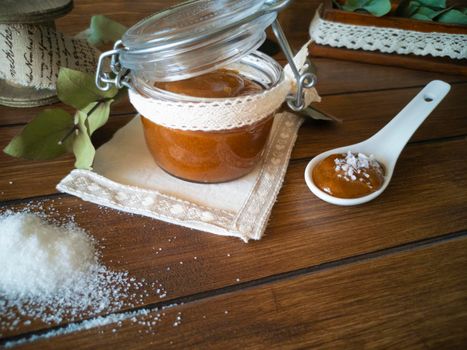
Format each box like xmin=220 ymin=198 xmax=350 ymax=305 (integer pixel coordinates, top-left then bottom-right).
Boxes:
xmin=366 ymin=80 xmax=451 ymax=165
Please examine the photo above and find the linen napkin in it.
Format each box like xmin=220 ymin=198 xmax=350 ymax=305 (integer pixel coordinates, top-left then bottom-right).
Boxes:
xmin=57 ymin=112 xmax=303 ymax=242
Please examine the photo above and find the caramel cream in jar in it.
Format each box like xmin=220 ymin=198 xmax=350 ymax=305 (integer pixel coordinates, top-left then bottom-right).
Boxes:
xmin=141 ymin=69 xmax=274 ymax=183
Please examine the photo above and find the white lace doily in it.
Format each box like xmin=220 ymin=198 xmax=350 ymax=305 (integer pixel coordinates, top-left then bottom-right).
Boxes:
xmin=57 ymin=112 xmax=304 ymax=242
xmin=309 ymin=11 xmax=467 ymax=60
xmin=0 ymin=23 xmax=98 ymax=90
xmin=129 ymin=43 xmax=320 ymax=131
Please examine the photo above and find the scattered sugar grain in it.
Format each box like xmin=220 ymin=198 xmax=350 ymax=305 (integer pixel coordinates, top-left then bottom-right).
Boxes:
xmin=173 ymin=312 xmax=182 ymax=327
xmin=0 ymin=210 xmax=156 ymax=335
xmin=4 ymin=295 xmax=180 ymax=348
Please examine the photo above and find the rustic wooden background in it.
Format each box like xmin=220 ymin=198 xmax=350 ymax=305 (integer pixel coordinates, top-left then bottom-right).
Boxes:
xmin=0 ymin=0 xmax=466 ymax=349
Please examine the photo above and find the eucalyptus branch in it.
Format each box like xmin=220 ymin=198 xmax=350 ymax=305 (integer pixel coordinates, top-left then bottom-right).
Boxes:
xmin=86 ymin=98 xmax=112 ymax=118
xmin=3 ymin=17 xmax=128 ymax=167
xmin=57 ymin=98 xmax=112 ymax=146
xmin=58 ymin=126 xmax=78 ymax=145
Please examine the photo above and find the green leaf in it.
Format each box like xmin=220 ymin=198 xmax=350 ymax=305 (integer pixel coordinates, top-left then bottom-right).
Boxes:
xmin=417 ymin=0 xmax=445 ymax=9
xmin=343 ymin=0 xmax=391 ymax=17
xmin=73 ymin=128 xmax=95 ymax=170
xmin=436 ymin=9 xmax=467 ymax=25
xmin=56 ymin=67 xmax=118 ymax=110
xmin=73 ymin=110 xmax=95 ymax=170
xmin=411 ymin=13 xmax=433 ymax=20
xmin=3 ymin=109 xmax=74 ymax=160
xmin=432 ymin=6 xmax=455 ymax=19
xmin=85 ymin=15 xmax=127 ymax=46
xmin=71 ymin=100 xmax=112 ymax=169
xmin=362 ymin=0 xmax=392 ymax=16
xmin=80 ymin=100 xmax=113 ymax=135
xmin=411 ymin=6 xmax=441 ymax=19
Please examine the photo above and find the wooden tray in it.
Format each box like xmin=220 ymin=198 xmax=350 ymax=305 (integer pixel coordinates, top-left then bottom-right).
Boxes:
xmin=310 ymin=0 xmax=467 ymax=76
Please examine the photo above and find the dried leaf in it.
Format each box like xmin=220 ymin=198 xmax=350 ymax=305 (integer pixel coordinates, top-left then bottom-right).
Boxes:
xmin=85 ymin=15 xmax=127 ymax=46
xmin=3 ymin=109 xmax=74 ymax=160
xmin=343 ymin=0 xmax=392 ymax=17
xmin=57 ymin=68 xmax=117 ymax=110
xmin=300 ymin=107 xmax=343 ymax=123
xmin=436 ymin=8 xmax=467 ymax=25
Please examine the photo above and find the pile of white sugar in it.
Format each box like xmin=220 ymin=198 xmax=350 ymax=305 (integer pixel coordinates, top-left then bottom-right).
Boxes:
xmin=0 ymin=210 xmax=149 ymax=334
xmin=0 ymin=212 xmax=97 ymax=297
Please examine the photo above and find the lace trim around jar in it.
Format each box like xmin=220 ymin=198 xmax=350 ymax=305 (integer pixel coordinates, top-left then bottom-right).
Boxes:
xmin=128 ymin=44 xmax=321 ymax=131
xmin=309 ymin=11 xmax=467 ymax=60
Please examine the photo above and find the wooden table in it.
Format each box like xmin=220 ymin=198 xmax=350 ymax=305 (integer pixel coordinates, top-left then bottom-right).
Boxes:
xmin=1 ymin=1 xmax=466 ymax=349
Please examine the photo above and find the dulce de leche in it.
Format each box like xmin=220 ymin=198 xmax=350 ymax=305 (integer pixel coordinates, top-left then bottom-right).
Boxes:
xmin=312 ymin=151 xmax=385 ymax=199
xmin=141 ymin=69 xmax=274 ymax=183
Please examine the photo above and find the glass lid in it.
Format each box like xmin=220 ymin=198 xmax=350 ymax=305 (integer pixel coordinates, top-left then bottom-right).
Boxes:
xmin=122 ymin=0 xmax=268 ymax=49
xmin=95 ymin=0 xmax=318 ymax=112
xmin=116 ymin=0 xmax=288 ymax=81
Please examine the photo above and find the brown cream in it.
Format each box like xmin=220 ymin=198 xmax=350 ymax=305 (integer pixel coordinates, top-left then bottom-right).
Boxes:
xmin=141 ymin=69 xmax=273 ymax=183
xmin=312 ymin=152 xmax=385 ymax=199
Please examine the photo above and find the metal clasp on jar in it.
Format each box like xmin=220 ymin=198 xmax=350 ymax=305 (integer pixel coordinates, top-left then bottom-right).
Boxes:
xmin=270 ymin=19 xmax=317 ymax=111
xmin=95 ymin=40 xmax=130 ymax=91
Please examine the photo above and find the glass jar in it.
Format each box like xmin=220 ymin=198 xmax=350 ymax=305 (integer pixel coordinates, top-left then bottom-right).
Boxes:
xmin=96 ymin=0 xmax=315 ymax=183
xmin=133 ymin=51 xmax=282 ymax=182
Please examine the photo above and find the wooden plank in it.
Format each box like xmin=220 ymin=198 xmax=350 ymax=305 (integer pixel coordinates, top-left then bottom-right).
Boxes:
xmin=311 ymin=44 xmax=467 ymax=77
xmin=293 ymin=82 xmax=467 ymax=159
xmin=55 ymin=0 xmax=179 ymax=35
xmin=0 ymin=97 xmax=134 ymax=127
xmin=1 ymin=83 xmax=466 ymax=201
xmin=6 ymin=233 xmax=467 ymax=349
xmin=1 ymin=138 xmax=466 ymax=338
xmin=309 ymin=58 xmax=466 ymax=95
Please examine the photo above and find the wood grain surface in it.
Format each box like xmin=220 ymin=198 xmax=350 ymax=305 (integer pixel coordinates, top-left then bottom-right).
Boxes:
xmin=1 ymin=138 xmax=466 ymax=339
xmin=0 ymin=0 xmax=466 ymax=349
xmin=7 ymin=234 xmax=467 ymax=349
xmin=311 ymin=44 xmax=467 ymax=76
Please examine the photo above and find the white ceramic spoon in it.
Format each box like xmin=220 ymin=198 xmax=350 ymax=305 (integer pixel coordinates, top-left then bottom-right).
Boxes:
xmin=304 ymin=80 xmax=451 ymax=206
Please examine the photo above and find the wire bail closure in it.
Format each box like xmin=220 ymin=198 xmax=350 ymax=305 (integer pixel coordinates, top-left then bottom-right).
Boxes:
xmin=270 ymin=19 xmax=317 ymax=111
xmin=95 ymin=0 xmax=316 ymax=111
xmin=95 ymin=40 xmax=130 ymax=91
